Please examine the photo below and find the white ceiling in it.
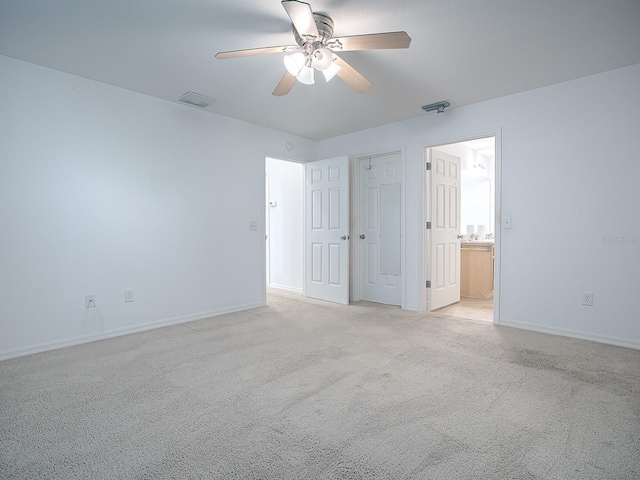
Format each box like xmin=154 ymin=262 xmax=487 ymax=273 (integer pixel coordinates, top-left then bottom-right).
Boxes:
xmin=1 ymin=0 xmax=639 ymax=141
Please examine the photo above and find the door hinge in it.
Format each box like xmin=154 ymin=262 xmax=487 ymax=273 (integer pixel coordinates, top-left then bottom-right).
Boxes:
xmin=426 ymin=163 xmax=432 ymax=171
xmin=426 ymin=222 xmax=431 ymax=230
xmin=426 ymin=280 xmax=431 ymax=288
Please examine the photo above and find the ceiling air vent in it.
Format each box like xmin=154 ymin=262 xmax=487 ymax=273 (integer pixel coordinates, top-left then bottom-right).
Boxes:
xmin=421 ymin=100 xmax=450 ymax=114
xmin=178 ymin=91 xmax=216 ymax=108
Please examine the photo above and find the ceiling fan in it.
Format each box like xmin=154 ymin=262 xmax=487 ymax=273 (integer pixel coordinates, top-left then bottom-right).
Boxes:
xmin=215 ymin=0 xmax=411 ymax=96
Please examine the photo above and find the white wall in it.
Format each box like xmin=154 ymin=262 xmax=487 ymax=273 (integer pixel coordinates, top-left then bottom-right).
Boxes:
xmin=318 ymin=63 xmax=640 ymax=348
xmin=0 ymin=55 xmax=315 ymax=359
xmin=2 ymin=54 xmax=639 ymax=357
xmin=266 ymin=158 xmax=304 ymax=292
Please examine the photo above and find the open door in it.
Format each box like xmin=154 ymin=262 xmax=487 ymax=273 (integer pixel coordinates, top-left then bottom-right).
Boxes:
xmin=305 ymin=156 xmax=350 ymax=305
xmin=429 ymin=149 xmax=462 ymax=310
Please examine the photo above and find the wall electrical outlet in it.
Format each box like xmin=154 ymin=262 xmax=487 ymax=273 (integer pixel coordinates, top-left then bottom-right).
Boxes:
xmin=249 ymin=220 xmax=257 ymax=231
xmin=125 ymin=290 xmax=134 ymax=303
xmin=85 ymin=294 xmax=96 ymax=308
xmin=582 ymin=292 xmax=593 ymax=306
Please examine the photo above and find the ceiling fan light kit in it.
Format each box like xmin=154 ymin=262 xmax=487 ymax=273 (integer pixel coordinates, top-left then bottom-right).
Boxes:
xmin=215 ymin=0 xmax=411 ymax=96
xmin=283 ymin=46 xmax=339 ymax=86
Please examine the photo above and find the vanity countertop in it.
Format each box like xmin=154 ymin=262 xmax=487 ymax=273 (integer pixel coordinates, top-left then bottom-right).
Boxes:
xmin=461 ymin=239 xmax=494 ymax=247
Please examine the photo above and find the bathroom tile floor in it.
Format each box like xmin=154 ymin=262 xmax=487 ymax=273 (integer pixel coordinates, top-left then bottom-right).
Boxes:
xmin=434 ymin=296 xmax=494 ymax=322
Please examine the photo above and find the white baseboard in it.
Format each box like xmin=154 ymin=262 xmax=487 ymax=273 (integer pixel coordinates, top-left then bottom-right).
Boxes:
xmin=6 ymin=306 xmax=636 ymax=362
xmin=499 ymin=318 xmax=640 ymax=351
xmin=0 ymin=301 xmax=264 ymax=361
xmin=403 ymin=304 xmax=419 ymax=312
xmin=268 ymin=283 xmax=303 ymax=294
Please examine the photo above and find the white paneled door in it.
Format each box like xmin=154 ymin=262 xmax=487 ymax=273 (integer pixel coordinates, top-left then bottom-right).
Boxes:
xmin=358 ymin=153 xmax=403 ymax=306
xmin=429 ymin=149 xmax=462 ymax=310
xmin=305 ymin=156 xmax=350 ymax=305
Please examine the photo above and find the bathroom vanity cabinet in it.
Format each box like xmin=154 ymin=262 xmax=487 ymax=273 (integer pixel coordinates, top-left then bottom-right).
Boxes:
xmin=460 ymin=241 xmax=494 ymax=299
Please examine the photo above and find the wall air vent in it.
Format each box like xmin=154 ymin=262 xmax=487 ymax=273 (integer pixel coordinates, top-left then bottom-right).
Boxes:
xmin=178 ymin=91 xmax=216 ymax=108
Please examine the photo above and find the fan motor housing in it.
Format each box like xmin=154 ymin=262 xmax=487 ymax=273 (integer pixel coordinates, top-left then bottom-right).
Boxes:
xmin=293 ymin=13 xmax=334 ymax=47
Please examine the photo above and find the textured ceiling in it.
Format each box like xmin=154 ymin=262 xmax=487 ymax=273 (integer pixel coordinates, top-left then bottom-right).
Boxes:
xmin=1 ymin=0 xmax=639 ymax=140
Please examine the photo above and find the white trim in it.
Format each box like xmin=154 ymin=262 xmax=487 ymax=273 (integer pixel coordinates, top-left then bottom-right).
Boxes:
xmin=500 ymin=319 xmax=640 ymax=351
xmin=400 ymin=147 xmax=407 ymax=310
xmin=350 ymin=155 xmax=360 ymax=302
xmin=265 ymin=161 xmax=270 ymax=295
xmin=302 ymin=168 xmax=307 ymax=298
xmin=262 ymin=157 xmax=268 ymax=305
xmin=269 ymin=284 xmax=304 ymax=294
xmin=0 ymin=302 xmax=264 ymax=361
xmin=421 ymin=147 xmax=430 ymax=313
xmin=492 ymin=131 xmax=503 ymax=325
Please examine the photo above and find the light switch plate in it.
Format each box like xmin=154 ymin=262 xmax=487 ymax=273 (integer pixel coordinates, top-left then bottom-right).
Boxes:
xmin=503 ymin=216 xmax=512 ymax=229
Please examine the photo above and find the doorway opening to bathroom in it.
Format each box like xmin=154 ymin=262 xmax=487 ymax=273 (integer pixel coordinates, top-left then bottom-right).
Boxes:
xmin=423 ymin=135 xmax=498 ymax=322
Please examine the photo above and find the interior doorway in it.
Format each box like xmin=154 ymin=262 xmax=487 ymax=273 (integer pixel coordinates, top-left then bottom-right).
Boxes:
xmin=265 ymin=155 xmax=350 ymax=306
xmin=265 ymin=157 xmax=304 ymax=294
xmin=424 ymin=136 xmax=498 ymax=322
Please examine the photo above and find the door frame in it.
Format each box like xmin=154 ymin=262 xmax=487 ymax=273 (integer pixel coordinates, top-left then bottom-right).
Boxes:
xmin=352 ymin=148 xmax=407 ymax=308
xmin=421 ymin=130 xmax=502 ymax=324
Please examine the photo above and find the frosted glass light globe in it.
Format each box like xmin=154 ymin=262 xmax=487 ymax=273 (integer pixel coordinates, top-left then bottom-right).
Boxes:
xmin=297 ymin=65 xmax=315 ymax=85
xmin=284 ymin=52 xmax=305 ymax=76
xmin=313 ymin=48 xmax=333 ymax=71
xmin=322 ymin=61 xmax=341 ymax=81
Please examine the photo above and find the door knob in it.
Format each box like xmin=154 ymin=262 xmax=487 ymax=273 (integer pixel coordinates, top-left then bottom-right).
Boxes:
xmin=359 ymin=234 xmax=366 ymax=239
xmin=457 ymin=234 xmax=464 ymax=239
xmin=340 ymin=235 xmax=348 ymax=241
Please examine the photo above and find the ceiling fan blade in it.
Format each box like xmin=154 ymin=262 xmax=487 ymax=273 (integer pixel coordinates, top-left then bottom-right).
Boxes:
xmin=281 ymin=0 xmax=319 ymax=39
xmin=330 ymin=31 xmax=411 ymax=52
xmin=273 ymin=72 xmax=297 ymax=96
xmin=216 ymin=45 xmax=297 ymax=60
xmin=333 ymin=55 xmax=373 ymax=93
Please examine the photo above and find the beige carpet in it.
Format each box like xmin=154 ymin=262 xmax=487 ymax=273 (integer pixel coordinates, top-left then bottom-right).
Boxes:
xmin=1 ymin=289 xmax=639 ymax=479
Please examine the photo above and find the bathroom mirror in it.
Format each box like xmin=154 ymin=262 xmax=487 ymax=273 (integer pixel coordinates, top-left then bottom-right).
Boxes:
xmin=461 ymin=175 xmax=491 ymax=235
